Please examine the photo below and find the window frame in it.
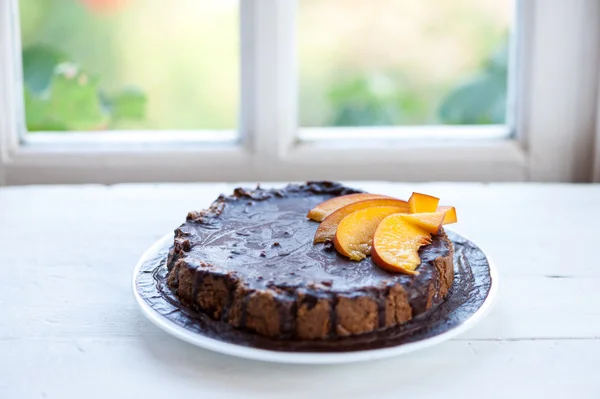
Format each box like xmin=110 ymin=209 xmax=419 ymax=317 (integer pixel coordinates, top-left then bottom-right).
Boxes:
xmin=0 ymin=0 xmax=599 ymax=185
xmin=594 ymin=95 xmax=600 ymax=183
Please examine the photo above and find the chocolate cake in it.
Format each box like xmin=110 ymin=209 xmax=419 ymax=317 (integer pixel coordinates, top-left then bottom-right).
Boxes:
xmin=166 ymin=182 xmax=454 ymax=340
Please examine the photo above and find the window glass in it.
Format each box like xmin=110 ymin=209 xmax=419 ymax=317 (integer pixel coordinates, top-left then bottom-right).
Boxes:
xmin=20 ymin=0 xmax=238 ymax=131
xmin=298 ymin=0 xmax=513 ymax=127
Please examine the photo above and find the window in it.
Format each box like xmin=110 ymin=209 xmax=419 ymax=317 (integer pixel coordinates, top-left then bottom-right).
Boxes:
xmin=19 ymin=0 xmax=238 ymax=132
xmin=298 ymin=0 xmax=511 ymax=128
xmin=1 ymin=0 xmax=599 ymax=185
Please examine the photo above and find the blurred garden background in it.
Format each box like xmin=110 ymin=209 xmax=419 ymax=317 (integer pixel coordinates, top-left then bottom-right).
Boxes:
xmin=19 ymin=0 xmax=512 ymax=132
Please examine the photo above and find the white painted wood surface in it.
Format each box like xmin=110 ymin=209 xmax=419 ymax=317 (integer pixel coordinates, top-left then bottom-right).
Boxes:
xmin=1 ymin=182 xmax=599 ymax=398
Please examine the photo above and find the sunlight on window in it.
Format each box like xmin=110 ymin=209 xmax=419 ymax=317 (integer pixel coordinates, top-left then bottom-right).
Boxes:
xmin=19 ymin=0 xmax=239 ymax=132
xmin=298 ymin=0 xmax=513 ymax=127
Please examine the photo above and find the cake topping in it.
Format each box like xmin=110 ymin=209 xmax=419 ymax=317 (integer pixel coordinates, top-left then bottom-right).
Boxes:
xmin=402 ymin=211 xmax=447 ymax=235
xmin=371 ymin=213 xmax=435 ymax=275
xmin=309 ymin=192 xmax=458 ymax=274
xmin=408 ymin=192 xmax=440 ymax=213
xmin=437 ymin=206 xmax=458 ymax=224
xmin=306 ymin=193 xmax=391 ymax=222
xmin=333 ymin=206 xmax=407 ymax=261
xmin=313 ymin=198 xmax=410 ymax=243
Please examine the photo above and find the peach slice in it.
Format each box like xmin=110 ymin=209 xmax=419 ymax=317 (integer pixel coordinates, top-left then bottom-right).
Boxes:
xmin=307 ymin=193 xmax=390 ymax=222
xmin=408 ymin=192 xmax=440 ymax=213
xmin=334 ymin=206 xmax=408 ymax=261
xmin=372 ymin=214 xmax=432 ymax=275
xmin=314 ymin=198 xmax=410 ymax=243
xmin=437 ymin=206 xmax=457 ymax=225
xmin=401 ymin=211 xmax=446 ymax=235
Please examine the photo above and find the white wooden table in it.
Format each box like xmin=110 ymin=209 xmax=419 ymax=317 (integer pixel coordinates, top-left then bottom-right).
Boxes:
xmin=1 ymin=182 xmax=599 ymax=398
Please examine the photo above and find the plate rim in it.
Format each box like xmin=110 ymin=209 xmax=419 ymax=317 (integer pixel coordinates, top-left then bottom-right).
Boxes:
xmin=132 ymin=231 xmax=498 ymax=364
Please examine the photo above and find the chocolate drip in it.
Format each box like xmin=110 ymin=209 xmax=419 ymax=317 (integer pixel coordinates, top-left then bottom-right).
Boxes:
xmin=221 ymin=275 xmax=237 ymax=320
xmin=172 ymin=260 xmax=180 ymax=288
xmin=330 ymin=295 xmax=339 ymax=337
xmin=377 ymin=288 xmax=388 ymax=329
xmin=239 ymin=293 xmax=251 ymax=328
xmin=191 ymin=267 xmax=205 ymax=307
xmin=139 ymin=229 xmax=492 ymax=351
xmin=278 ymin=295 xmax=297 ymax=338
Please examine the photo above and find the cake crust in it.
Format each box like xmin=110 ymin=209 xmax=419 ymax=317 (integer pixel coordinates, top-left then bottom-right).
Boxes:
xmin=166 ymin=182 xmax=454 ymax=339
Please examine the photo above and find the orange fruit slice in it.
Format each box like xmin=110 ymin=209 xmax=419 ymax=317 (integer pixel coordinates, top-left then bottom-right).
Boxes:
xmin=334 ymin=206 xmax=408 ymax=261
xmin=401 ymin=211 xmax=446 ymax=235
xmin=307 ymin=193 xmax=390 ymax=222
xmin=437 ymin=206 xmax=458 ymax=224
xmin=408 ymin=192 xmax=439 ymax=213
xmin=314 ymin=198 xmax=410 ymax=243
xmin=371 ymin=214 xmax=433 ymax=275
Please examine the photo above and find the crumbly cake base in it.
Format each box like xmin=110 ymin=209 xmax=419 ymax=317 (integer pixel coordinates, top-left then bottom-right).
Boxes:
xmin=166 ymin=182 xmax=454 ymax=340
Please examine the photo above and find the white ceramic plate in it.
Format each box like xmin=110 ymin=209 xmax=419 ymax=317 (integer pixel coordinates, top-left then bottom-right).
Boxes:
xmin=133 ymin=232 xmax=498 ymax=364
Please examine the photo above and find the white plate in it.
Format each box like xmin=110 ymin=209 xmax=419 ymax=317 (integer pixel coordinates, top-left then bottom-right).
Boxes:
xmin=133 ymin=232 xmax=498 ymax=364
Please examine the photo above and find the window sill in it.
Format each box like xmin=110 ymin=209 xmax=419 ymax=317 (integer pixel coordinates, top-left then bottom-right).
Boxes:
xmin=283 ymin=137 xmax=526 ymax=182
xmin=3 ymin=127 xmax=527 ymax=184
xmin=22 ymin=130 xmax=238 ymax=151
xmin=298 ymin=125 xmax=511 ymax=143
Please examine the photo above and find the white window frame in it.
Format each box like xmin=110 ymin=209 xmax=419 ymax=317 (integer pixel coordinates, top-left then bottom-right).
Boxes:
xmin=1 ymin=0 xmax=599 ymax=185
xmin=594 ymin=66 xmax=600 ymax=183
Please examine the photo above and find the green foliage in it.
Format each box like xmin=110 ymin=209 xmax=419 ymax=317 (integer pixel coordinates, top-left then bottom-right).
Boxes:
xmin=22 ymin=44 xmax=147 ymax=131
xmin=105 ymin=89 xmax=147 ymax=121
xmin=22 ymin=45 xmax=66 ymax=93
xmin=438 ymin=42 xmax=508 ymax=125
xmin=22 ymin=37 xmax=506 ymax=131
xmin=327 ymin=74 xmax=428 ymax=126
xmin=325 ymin=40 xmax=508 ymax=127
xmin=328 ymin=76 xmax=396 ymax=126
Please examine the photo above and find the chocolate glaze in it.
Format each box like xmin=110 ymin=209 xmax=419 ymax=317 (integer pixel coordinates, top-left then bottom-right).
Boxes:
xmin=166 ymin=182 xmax=452 ymax=338
xmin=136 ymin=230 xmax=491 ymax=352
xmin=164 ymin=182 xmax=456 ymax=339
